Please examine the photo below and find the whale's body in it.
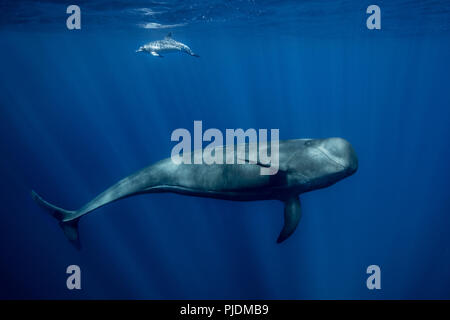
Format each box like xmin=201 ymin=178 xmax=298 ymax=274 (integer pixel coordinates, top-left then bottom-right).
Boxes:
xmin=136 ymin=32 xmax=199 ymax=57
xmin=32 ymin=138 xmax=357 ymax=248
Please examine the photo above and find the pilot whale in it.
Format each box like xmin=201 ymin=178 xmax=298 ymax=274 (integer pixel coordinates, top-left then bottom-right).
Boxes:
xmin=136 ymin=32 xmax=199 ymax=58
xmin=32 ymin=138 xmax=357 ymax=248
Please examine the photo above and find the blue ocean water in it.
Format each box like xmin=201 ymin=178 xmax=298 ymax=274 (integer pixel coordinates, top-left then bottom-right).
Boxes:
xmin=0 ymin=1 xmax=449 ymax=299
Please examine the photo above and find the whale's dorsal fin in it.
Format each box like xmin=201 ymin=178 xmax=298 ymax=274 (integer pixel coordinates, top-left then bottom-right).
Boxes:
xmin=165 ymin=32 xmax=173 ymax=39
xmin=277 ymin=195 xmax=302 ymax=243
xmin=236 ymin=143 xmax=289 ymax=172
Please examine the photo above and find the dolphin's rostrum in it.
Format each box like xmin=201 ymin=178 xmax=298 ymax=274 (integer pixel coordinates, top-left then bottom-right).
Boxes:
xmin=136 ymin=32 xmax=199 ymax=58
xmin=31 ymin=138 xmax=358 ymax=248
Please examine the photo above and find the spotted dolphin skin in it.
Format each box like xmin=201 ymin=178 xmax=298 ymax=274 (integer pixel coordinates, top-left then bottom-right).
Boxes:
xmin=136 ymin=32 xmax=199 ymax=58
xmin=31 ymin=138 xmax=357 ymax=248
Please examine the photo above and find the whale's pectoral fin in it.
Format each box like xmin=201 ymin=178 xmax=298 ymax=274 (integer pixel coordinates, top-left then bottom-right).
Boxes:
xmin=59 ymin=219 xmax=81 ymax=250
xmin=151 ymin=51 xmax=163 ymax=57
xmin=277 ymin=195 xmax=301 ymax=243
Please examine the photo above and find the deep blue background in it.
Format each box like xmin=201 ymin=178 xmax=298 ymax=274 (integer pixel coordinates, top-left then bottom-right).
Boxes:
xmin=0 ymin=1 xmax=449 ymax=299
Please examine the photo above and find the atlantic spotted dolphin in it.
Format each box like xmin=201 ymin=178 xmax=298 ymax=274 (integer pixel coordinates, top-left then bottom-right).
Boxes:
xmin=32 ymin=138 xmax=357 ymax=248
xmin=136 ymin=32 xmax=199 ymax=58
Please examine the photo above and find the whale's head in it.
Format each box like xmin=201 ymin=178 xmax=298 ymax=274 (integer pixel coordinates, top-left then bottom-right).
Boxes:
xmin=136 ymin=46 xmax=145 ymax=53
xmin=286 ymin=137 xmax=358 ymax=192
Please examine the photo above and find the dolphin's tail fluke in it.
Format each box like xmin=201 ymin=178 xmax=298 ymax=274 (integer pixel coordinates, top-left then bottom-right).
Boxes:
xmin=31 ymin=191 xmax=81 ymax=249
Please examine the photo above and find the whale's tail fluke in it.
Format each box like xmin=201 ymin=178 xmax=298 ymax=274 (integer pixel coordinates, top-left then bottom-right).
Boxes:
xmin=31 ymin=191 xmax=81 ymax=249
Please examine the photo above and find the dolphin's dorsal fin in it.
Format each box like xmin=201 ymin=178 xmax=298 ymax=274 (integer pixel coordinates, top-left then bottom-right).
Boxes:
xmin=277 ymin=195 xmax=302 ymax=243
xmin=165 ymin=32 xmax=173 ymax=39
